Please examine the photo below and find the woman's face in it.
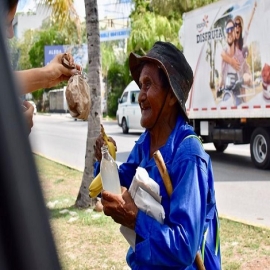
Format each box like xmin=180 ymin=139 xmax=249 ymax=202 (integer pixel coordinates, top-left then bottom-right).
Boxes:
xmin=138 ymin=62 xmax=169 ymax=129
xmin=6 ymin=4 xmax=17 ymax=39
xmin=234 ymin=19 xmax=242 ymax=41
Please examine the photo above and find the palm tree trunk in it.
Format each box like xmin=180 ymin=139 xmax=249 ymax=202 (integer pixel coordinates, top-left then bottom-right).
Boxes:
xmin=75 ymin=0 xmax=101 ymax=208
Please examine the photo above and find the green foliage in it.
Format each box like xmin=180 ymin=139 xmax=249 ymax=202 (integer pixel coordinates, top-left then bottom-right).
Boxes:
xmin=106 ymin=59 xmax=132 ymax=117
xmin=130 ymin=0 xmax=152 ymax=17
xmin=29 ymin=20 xmax=80 ymax=68
xmin=17 ymin=30 xmax=37 ymax=70
xmin=101 ymin=40 xmax=131 ymax=116
xmin=150 ymin=0 xmax=219 ymax=15
xmin=101 ymin=42 xmax=117 ymax=77
xmin=29 ymin=31 xmax=63 ymax=67
xmin=31 ymin=89 xmax=44 ymax=101
xmin=127 ymin=0 xmax=182 ymax=56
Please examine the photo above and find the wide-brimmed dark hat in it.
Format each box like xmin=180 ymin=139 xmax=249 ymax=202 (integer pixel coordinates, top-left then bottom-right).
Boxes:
xmin=129 ymin=41 xmax=193 ymax=121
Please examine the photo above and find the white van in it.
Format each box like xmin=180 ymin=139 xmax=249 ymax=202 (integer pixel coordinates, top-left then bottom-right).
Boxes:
xmin=116 ymin=81 xmax=144 ymax=134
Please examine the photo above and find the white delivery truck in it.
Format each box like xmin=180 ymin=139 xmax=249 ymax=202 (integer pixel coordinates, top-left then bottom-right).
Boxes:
xmin=181 ymin=0 xmax=270 ymax=169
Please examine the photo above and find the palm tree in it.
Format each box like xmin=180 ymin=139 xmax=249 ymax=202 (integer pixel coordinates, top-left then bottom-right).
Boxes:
xmin=75 ymin=0 xmax=101 ymax=208
xmin=38 ymin=0 xmax=81 ymax=40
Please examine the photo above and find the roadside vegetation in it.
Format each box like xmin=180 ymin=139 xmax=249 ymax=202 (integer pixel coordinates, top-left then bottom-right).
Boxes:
xmin=35 ymin=154 xmax=270 ymax=270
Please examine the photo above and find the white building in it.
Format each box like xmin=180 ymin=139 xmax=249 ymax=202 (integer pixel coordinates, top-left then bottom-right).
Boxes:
xmin=13 ymin=5 xmax=51 ymax=39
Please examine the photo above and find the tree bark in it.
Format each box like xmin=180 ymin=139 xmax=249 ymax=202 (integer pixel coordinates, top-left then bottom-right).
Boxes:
xmin=75 ymin=0 xmax=101 ymax=208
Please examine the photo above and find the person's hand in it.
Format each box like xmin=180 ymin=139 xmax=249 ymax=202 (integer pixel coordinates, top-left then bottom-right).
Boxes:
xmin=22 ymin=100 xmax=34 ymax=135
xmin=230 ymin=57 xmax=240 ymax=71
xmin=101 ymin=187 xmax=138 ymax=230
xmin=44 ymin=53 xmax=80 ymax=89
xmin=94 ymin=134 xmax=117 ymax=162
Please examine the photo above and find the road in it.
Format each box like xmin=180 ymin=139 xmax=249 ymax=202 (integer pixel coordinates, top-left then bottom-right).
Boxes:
xmin=29 ymin=114 xmax=270 ymax=228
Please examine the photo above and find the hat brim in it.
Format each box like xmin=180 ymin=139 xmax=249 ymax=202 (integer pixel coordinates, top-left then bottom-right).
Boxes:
xmin=129 ymin=52 xmax=188 ymax=121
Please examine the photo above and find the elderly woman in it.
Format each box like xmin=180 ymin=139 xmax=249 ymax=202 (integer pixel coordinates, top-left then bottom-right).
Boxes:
xmin=99 ymin=41 xmax=221 ymax=269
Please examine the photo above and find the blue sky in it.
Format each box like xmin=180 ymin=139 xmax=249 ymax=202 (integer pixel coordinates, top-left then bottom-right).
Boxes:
xmin=17 ymin=0 xmax=132 ymax=21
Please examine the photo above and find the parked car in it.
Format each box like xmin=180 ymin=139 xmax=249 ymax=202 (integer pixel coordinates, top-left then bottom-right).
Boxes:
xmin=116 ymin=81 xmax=144 ymax=134
xmin=28 ymin=100 xmax=37 ymax=114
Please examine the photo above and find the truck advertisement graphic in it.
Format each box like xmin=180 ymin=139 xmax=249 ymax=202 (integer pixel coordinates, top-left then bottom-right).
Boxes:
xmin=183 ymin=0 xmax=270 ymax=116
xmin=181 ymin=0 xmax=270 ymax=169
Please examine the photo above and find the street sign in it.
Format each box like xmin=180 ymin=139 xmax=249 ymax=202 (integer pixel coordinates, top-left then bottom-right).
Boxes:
xmin=44 ymin=29 xmax=131 ymax=66
xmin=44 ymin=45 xmax=65 ymax=66
xmin=100 ymin=28 xmax=131 ymax=42
xmin=44 ymin=45 xmax=88 ymax=68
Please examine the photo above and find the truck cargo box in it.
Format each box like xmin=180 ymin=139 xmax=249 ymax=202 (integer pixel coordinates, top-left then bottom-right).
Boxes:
xmin=181 ymin=0 xmax=270 ymax=169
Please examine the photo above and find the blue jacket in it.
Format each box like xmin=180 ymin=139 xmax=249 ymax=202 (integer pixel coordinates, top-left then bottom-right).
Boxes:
xmin=117 ymin=116 xmax=221 ymax=269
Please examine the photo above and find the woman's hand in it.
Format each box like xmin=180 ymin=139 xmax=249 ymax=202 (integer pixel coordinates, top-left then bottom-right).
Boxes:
xmin=16 ymin=53 xmax=81 ymax=95
xmin=22 ymin=100 xmax=34 ymax=135
xmin=101 ymin=187 xmax=138 ymax=230
xmin=230 ymin=57 xmax=240 ymax=71
xmin=44 ymin=53 xmax=81 ymax=89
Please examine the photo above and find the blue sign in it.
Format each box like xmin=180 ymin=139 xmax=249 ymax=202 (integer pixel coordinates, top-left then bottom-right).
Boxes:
xmin=100 ymin=28 xmax=131 ymax=42
xmin=44 ymin=45 xmax=65 ymax=66
xmin=44 ymin=44 xmax=88 ymax=68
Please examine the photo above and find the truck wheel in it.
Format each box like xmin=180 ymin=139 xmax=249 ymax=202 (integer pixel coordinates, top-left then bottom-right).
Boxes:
xmin=250 ymin=128 xmax=270 ymax=169
xmin=213 ymin=142 xmax=228 ymax=152
xmin=122 ymin=118 xmax=129 ymax=134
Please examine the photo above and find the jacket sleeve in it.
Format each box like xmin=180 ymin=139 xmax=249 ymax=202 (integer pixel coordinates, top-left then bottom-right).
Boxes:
xmin=133 ymin=139 xmax=210 ymax=267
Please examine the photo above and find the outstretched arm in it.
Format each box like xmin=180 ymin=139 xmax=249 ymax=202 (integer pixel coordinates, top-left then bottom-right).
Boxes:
xmin=15 ymin=53 xmax=79 ymax=94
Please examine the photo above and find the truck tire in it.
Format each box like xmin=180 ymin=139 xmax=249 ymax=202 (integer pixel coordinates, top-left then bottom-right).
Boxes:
xmin=122 ymin=118 xmax=129 ymax=134
xmin=213 ymin=142 xmax=228 ymax=152
xmin=250 ymin=127 xmax=270 ymax=169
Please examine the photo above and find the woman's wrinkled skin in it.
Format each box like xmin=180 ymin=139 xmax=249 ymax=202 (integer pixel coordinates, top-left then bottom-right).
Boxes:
xmin=138 ymin=63 xmax=179 ymax=157
xmin=102 ymin=187 xmax=138 ymax=230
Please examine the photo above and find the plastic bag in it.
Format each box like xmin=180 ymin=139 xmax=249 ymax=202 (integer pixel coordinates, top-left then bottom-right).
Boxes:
xmin=65 ymin=74 xmax=91 ymax=120
xmin=61 ymin=52 xmax=91 ymax=121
